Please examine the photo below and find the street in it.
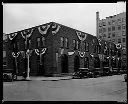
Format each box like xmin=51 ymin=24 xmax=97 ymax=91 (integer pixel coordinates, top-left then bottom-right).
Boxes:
xmin=3 ymin=74 xmax=127 ymax=102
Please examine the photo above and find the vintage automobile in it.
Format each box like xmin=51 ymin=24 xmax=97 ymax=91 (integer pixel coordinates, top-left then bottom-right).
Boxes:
xmin=3 ymin=69 xmax=17 ymax=82
xmin=72 ymin=68 xmax=93 ymax=79
xmin=124 ymin=74 xmax=127 ymax=82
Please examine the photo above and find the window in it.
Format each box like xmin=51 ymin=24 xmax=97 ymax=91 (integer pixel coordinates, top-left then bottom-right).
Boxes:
xmin=122 ymin=31 xmax=125 ymax=36
xmin=117 ymin=18 xmax=121 ymax=23
xmin=112 ymin=26 xmax=115 ymax=31
xmin=99 ymin=23 xmax=102 ymax=27
xmin=118 ymin=38 xmax=121 ymax=43
xmin=3 ymin=51 xmax=6 ymax=58
xmin=85 ymin=42 xmax=89 ymax=52
xmin=37 ymin=38 xmax=40 ymax=47
xmin=103 ymin=28 xmax=106 ymax=33
xmin=122 ymin=24 xmax=125 ymax=29
xmin=93 ymin=45 xmax=96 ymax=53
xmin=112 ymin=20 xmax=115 ymax=25
xmin=97 ymin=45 xmax=101 ymax=54
xmin=65 ymin=38 xmax=68 ymax=48
xmin=112 ymin=32 xmax=115 ymax=37
xmin=108 ymin=27 xmax=111 ymax=32
xmin=99 ymin=28 xmax=102 ymax=33
xmin=73 ymin=39 xmax=76 ymax=49
xmin=76 ymin=41 xmax=79 ymax=50
xmin=122 ymin=38 xmax=126 ymax=43
xmin=117 ymin=25 xmax=121 ymax=30
xmin=122 ymin=17 xmax=126 ymax=22
xmin=103 ymin=34 xmax=106 ymax=37
xmin=42 ymin=37 xmax=45 ymax=47
xmin=108 ymin=21 xmax=111 ymax=25
xmin=108 ymin=33 xmax=111 ymax=38
xmin=99 ymin=35 xmax=102 ymax=39
xmin=60 ymin=37 xmax=64 ymax=47
xmin=103 ymin=22 xmax=106 ymax=26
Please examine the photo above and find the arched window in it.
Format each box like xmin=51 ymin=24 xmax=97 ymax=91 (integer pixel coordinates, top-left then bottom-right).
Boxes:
xmin=94 ymin=57 xmax=100 ymax=68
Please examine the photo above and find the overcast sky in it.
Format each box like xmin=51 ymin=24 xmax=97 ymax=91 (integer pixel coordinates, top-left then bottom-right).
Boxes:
xmin=3 ymin=2 xmax=126 ymax=36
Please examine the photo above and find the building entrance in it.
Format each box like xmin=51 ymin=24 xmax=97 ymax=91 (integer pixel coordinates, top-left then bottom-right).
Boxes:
xmin=61 ymin=54 xmax=68 ymax=73
xmin=37 ymin=54 xmax=45 ymax=76
xmin=74 ymin=56 xmax=80 ymax=72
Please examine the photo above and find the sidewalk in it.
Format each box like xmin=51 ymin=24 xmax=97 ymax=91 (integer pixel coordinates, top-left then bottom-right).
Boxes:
xmin=17 ymin=76 xmax=72 ymax=81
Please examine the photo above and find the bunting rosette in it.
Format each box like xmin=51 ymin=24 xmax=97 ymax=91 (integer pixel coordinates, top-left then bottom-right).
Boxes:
xmin=9 ymin=33 xmax=18 ymax=40
xmin=52 ymin=23 xmax=61 ymax=35
xmin=35 ymin=48 xmax=47 ymax=55
xmin=98 ymin=38 xmax=101 ymax=46
xmin=12 ymin=52 xmax=20 ymax=58
xmin=21 ymin=28 xmax=34 ymax=39
xmin=78 ymin=51 xmax=85 ymax=58
xmin=38 ymin=24 xmax=50 ymax=35
xmin=116 ymin=44 xmax=121 ymax=49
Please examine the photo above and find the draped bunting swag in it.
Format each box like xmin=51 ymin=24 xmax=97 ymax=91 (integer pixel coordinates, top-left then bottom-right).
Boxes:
xmin=35 ymin=48 xmax=47 ymax=55
xmin=21 ymin=28 xmax=34 ymax=39
xmin=38 ymin=24 xmax=50 ymax=35
xmin=76 ymin=31 xmax=87 ymax=41
xmin=9 ymin=33 xmax=18 ymax=40
xmin=52 ymin=23 xmax=61 ymax=35
xmin=68 ymin=51 xmax=75 ymax=55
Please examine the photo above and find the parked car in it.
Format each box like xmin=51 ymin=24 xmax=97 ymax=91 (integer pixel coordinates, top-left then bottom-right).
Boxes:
xmin=124 ymin=74 xmax=127 ymax=82
xmin=3 ymin=69 xmax=17 ymax=82
xmin=72 ymin=68 xmax=93 ymax=79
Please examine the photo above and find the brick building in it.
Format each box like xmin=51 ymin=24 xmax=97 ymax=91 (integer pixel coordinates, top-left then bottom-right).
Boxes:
xmin=96 ymin=12 xmax=126 ymax=70
xmin=6 ymin=22 xmax=123 ymax=76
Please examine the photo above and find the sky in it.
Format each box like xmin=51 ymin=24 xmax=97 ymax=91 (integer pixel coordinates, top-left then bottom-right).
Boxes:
xmin=3 ymin=2 xmax=126 ymax=36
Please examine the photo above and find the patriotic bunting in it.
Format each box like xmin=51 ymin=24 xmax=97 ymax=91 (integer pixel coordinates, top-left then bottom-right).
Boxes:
xmin=9 ymin=33 xmax=17 ymax=40
xmin=38 ymin=24 xmax=50 ymax=35
xmin=116 ymin=44 xmax=121 ymax=49
xmin=12 ymin=52 xmax=20 ymax=58
xmin=78 ymin=51 xmax=85 ymax=57
xmin=52 ymin=23 xmax=61 ymax=35
xmin=35 ymin=48 xmax=47 ymax=55
xmin=76 ymin=31 xmax=87 ymax=41
xmin=68 ymin=51 xmax=75 ymax=55
xmin=21 ymin=28 xmax=34 ymax=39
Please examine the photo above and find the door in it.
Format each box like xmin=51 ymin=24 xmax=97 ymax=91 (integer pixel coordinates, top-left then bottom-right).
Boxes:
xmin=61 ymin=54 xmax=68 ymax=73
xmin=74 ymin=56 xmax=80 ymax=72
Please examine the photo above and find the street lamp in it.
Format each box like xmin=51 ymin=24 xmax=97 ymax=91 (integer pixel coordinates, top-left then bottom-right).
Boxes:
xmin=12 ymin=43 xmax=20 ymax=80
xmin=21 ymin=29 xmax=33 ymax=80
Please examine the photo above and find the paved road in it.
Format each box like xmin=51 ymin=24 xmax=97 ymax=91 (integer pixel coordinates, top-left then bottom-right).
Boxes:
xmin=3 ymin=74 xmax=127 ymax=102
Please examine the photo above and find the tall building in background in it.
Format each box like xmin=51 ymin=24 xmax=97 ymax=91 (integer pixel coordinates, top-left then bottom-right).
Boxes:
xmin=96 ymin=11 xmax=126 ymax=69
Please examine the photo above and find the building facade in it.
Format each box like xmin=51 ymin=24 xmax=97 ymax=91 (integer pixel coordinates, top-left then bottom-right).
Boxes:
xmin=96 ymin=12 xmax=126 ymax=70
xmin=6 ymin=22 xmax=123 ymax=76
